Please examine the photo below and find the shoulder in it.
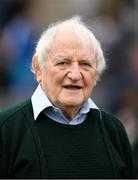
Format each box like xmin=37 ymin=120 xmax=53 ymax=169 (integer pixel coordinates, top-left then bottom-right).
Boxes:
xmin=100 ymin=110 xmax=136 ymax=177
xmin=101 ymin=110 xmax=126 ymax=132
xmin=100 ymin=110 xmax=132 ymax=157
xmin=90 ymin=109 xmax=125 ymax=132
xmin=100 ymin=110 xmax=129 ymax=144
xmin=0 ymin=99 xmax=32 ymax=127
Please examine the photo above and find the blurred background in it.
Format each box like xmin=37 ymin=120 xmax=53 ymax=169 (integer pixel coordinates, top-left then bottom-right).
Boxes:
xmin=0 ymin=0 xmax=138 ymax=175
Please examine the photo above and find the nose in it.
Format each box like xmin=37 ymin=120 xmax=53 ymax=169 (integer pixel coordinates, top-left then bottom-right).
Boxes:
xmin=67 ymin=63 xmax=81 ymax=81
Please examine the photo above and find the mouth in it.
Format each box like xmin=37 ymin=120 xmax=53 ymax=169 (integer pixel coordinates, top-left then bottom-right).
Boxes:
xmin=63 ymin=85 xmax=82 ymax=90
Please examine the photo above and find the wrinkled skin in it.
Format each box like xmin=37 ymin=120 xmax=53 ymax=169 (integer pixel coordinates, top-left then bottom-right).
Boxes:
xmin=32 ymin=29 xmax=98 ymax=119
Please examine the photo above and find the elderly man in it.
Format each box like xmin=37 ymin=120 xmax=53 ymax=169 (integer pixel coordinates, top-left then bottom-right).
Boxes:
xmin=0 ymin=17 xmax=135 ymax=178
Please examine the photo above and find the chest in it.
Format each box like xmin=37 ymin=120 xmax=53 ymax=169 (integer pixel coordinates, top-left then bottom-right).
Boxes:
xmin=36 ymin=116 xmax=114 ymax=179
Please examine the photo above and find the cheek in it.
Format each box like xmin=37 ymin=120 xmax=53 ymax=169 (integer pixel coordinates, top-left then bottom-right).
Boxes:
xmin=84 ymin=72 xmax=97 ymax=88
xmin=41 ymin=69 xmax=63 ymax=90
xmin=39 ymin=69 xmax=52 ymax=90
xmin=84 ymin=80 xmax=96 ymax=98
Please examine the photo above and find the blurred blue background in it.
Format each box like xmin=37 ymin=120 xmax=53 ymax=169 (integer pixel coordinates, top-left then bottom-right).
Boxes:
xmin=0 ymin=0 xmax=138 ymax=173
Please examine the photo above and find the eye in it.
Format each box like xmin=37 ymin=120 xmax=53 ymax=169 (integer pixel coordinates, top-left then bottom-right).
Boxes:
xmin=81 ymin=62 xmax=91 ymax=67
xmin=57 ymin=61 xmax=67 ymax=65
xmin=80 ymin=60 xmax=92 ymax=68
xmin=55 ymin=59 xmax=70 ymax=69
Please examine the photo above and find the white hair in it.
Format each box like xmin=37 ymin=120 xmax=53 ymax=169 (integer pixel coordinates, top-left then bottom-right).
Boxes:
xmin=33 ymin=16 xmax=106 ymax=75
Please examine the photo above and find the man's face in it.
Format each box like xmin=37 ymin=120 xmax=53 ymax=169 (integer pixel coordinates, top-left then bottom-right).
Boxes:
xmin=34 ymin=30 xmax=98 ymax=111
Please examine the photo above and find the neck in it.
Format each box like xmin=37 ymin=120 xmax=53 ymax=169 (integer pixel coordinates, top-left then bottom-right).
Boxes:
xmin=61 ymin=106 xmax=81 ymax=120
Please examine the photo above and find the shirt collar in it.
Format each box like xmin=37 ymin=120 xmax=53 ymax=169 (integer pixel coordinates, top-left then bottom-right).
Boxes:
xmin=31 ymin=84 xmax=99 ymax=120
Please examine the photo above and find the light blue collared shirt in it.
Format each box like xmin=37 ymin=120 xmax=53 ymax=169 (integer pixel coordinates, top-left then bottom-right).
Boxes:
xmin=31 ymin=84 xmax=99 ymax=125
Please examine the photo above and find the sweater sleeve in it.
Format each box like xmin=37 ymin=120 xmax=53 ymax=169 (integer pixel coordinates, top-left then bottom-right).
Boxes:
xmin=101 ymin=111 xmax=136 ymax=178
xmin=0 ymin=100 xmax=44 ymax=178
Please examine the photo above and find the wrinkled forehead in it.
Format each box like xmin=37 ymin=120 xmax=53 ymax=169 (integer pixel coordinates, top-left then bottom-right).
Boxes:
xmin=51 ymin=27 xmax=93 ymax=50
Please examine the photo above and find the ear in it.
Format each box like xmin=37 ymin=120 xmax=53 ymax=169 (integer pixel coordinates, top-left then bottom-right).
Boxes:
xmin=32 ymin=55 xmax=42 ymax=82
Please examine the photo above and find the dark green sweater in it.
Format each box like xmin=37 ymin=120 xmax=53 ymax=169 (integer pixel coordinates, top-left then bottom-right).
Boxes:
xmin=0 ymin=99 xmax=136 ymax=178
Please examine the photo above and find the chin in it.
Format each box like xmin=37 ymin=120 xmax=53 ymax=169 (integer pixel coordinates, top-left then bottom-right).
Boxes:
xmin=63 ymin=100 xmax=84 ymax=107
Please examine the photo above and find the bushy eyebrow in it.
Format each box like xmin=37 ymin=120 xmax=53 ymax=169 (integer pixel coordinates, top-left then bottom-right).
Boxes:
xmin=54 ymin=54 xmax=93 ymax=60
xmin=55 ymin=58 xmax=93 ymax=65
